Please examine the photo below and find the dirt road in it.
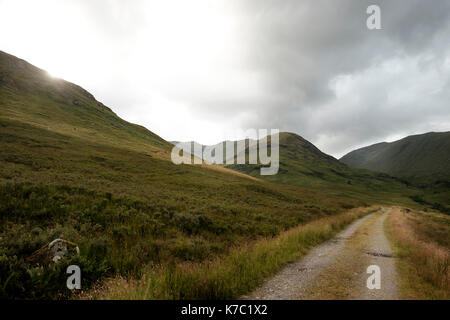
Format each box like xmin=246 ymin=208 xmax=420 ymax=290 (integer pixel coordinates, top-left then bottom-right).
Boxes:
xmin=243 ymin=208 xmax=398 ymax=300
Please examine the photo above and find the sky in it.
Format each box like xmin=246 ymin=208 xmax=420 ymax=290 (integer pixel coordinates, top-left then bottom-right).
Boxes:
xmin=0 ymin=0 xmax=449 ymax=158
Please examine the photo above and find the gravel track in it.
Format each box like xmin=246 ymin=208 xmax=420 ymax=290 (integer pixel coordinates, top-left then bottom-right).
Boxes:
xmin=243 ymin=208 xmax=398 ymax=300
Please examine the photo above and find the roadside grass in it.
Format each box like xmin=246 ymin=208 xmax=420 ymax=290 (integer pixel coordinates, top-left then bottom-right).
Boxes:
xmin=84 ymin=206 xmax=378 ymax=299
xmin=1 ymin=182 xmax=362 ymax=299
xmin=386 ymin=207 xmax=449 ymax=299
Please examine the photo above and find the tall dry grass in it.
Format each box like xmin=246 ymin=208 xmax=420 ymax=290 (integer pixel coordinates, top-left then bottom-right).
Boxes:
xmin=387 ymin=208 xmax=449 ymax=299
xmin=82 ymin=206 xmax=378 ymax=300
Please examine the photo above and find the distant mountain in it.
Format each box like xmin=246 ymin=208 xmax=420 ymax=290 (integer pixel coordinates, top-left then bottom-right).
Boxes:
xmin=220 ymin=132 xmax=410 ymax=197
xmin=227 ymin=132 xmax=347 ymax=183
xmin=171 ymin=132 xmax=411 ymax=195
xmin=173 ymin=133 xmax=360 ymax=185
xmin=340 ymin=132 xmax=450 ymax=184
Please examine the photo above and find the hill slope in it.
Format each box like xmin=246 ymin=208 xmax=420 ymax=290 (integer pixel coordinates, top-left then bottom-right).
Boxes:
xmin=222 ymin=132 xmax=412 ymax=203
xmin=0 ymin=51 xmax=172 ymax=157
xmin=340 ymin=132 xmax=450 ymax=184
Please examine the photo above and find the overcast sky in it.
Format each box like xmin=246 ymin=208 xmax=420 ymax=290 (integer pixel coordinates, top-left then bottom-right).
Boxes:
xmin=1 ymin=0 xmax=449 ymax=157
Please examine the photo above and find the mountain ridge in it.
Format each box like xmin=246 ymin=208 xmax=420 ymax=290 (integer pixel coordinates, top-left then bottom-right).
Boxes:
xmin=340 ymin=131 xmax=450 ymax=184
xmin=0 ymin=50 xmax=172 ymax=156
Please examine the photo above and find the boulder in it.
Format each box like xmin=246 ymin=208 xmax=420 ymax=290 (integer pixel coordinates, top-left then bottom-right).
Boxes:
xmin=27 ymin=239 xmax=80 ymax=267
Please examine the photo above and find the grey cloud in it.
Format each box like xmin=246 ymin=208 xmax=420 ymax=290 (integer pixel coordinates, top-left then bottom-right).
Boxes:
xmin=8 ymin=0 xmax=447 ymax=157
xmin=166 ymin=0 xmax=450 ymax=156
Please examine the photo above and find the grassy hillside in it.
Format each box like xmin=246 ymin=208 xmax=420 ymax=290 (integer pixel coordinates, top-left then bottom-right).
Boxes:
xmin=226 ymin=132 xmax=415 ymax=204
xmin=0 ymin=51 xmax=171 ymax=157
xmin=340 ymin=132 xmax=450 ymax=213
xmin=340 ymin=132 xmax=450 ymax=184
xmin=0 ymin=51 xmax=375 ymax=299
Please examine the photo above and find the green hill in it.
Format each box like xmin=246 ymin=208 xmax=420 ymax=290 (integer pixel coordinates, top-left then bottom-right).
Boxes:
xmin=0 ymin=51 xmax=172 ymax=156
xmin=340 ymin=132 xmax=450 ymax=214
xmin=225 ymin=132 xmax=412 ymax=202
xmin=340 ymin=132 xmax=450 ymax=184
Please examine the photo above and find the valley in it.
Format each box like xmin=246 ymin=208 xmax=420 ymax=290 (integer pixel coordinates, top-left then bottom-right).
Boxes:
xmin=0 ymin=51 xmax=448 ymax=300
